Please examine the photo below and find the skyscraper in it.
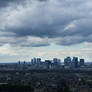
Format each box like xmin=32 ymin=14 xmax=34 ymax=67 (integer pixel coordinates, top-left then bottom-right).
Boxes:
xmin=80 ymin=59 xmax=85 ymax=66
xmin=53 ymin=58 xmax=61 ymax=65
xmin=72 ymin=57 xmax=78 ymax=68
xmin=64 ymin=57 xmax=71 ymax=66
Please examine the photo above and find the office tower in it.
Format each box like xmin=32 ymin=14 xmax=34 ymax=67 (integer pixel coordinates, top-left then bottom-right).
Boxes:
xmin=31 ymin=59 xmax=34 ymax=65
xmin=72 ymin=57 xmax=78 ymax=68
xmin=23 ymin=61 xmax=26 ymax=64
xmin=80 ymin=59 xmax=84 ymax=66
xmin=18 ymin=61 xmax=21 ymax=64
xmin=45 ymin=60 xmax=52 ymax=69
xmin=53 ymin=58 xmax=61 ymax=65
xmin=33 ymin=58 xmax=37 ymax=64
xmin=37 ymin=58 xmax=41 ymax=64
xmin=64 ymin=57 xmax=71 ymax=66
xmin=31 ymin=58 xmax=41 ymax=65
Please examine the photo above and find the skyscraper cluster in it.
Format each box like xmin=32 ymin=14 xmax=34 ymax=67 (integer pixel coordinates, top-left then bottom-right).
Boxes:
xmin=30 ymin=58 xmax=61 ymax=69
xmin=16 ymin=57 xmax=86 ymax=70
xmin=64 ymin=57 xmax=85 ymax=68
xmin=28 ymin=57 xmax=85 ymax=69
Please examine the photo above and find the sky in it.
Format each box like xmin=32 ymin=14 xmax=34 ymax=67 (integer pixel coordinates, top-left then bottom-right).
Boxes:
xmin=0 ymin=0 xmax=92 ymax=62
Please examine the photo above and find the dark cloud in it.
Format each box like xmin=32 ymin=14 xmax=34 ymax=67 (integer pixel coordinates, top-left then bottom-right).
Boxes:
xmin=0 ymin=0 xmax=24 ymax=8
xmin=0 ymin=0 xmax=92 ymax=47
xmin=0 ymin=0 xmax=47 ymax=8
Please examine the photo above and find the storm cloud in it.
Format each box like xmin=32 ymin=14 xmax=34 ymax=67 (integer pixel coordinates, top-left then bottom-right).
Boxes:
xmin=0 ymin=0 xmax=92 ymax=47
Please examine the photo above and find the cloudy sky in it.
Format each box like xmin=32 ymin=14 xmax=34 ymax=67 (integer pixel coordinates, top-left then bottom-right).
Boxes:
xmin=0 ymin=0 xmax=92 ymax=62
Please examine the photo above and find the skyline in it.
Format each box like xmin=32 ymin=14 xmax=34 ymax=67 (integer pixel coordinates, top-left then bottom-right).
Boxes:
xmin=0 ymin=0 xmax=92 ymax=62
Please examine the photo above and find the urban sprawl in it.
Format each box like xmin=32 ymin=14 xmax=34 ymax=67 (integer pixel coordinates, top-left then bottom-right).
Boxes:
xmin=0 ymin=57 xmax=91 ymax=92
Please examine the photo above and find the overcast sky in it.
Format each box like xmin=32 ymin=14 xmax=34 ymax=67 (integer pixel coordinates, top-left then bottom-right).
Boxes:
xmin=0 ymin=0 xmax=92 ymax=62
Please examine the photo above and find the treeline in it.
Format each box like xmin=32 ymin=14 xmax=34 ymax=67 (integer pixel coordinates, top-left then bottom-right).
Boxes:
xmin=0 ymin=84 xmax=71 ymax=92
xmin=0 ymin=85 xmax=34 ymax=92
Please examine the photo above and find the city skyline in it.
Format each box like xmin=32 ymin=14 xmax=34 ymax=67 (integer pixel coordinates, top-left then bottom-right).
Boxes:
xmin=0 ymin=0 xmax=92 ymax=62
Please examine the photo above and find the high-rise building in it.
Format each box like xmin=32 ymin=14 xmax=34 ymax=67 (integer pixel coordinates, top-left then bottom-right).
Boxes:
xmin=53 ymin=58 xmax=61 ymax=65
xmin=31 ymin=58 xmax=37 ymax=65
xmin=18 ymin=61 xmax=21 ymax=65
xmin=80 ymin=59 xmax=85 ymax=66
xmin=45 ymin=60 xmax=52 ymax=69
xmin=37 ymin=58 xmax=41 ymax=63
xmin=31 ymin=58 xmax=41 ymax=65
xmin=33 ymin=58 xmax=37 ymax=64
xmin=64 ymin=57 xmax=71 ymax=66
xmin=31 ymin=59 xmax=33 ymax=63
xmin=72 ymin=57 xmax=78 ymax=68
